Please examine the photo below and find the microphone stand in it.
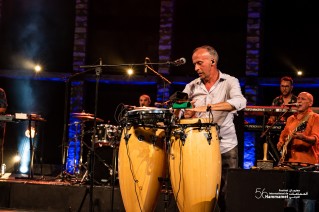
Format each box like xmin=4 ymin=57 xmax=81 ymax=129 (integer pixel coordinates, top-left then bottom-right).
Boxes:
xmin=88 ymin=64 xmax=102 ymax=212
xmin=145 ymin=64 xmax=171 ymax=84
xmin=259 ymin=107 xmax=292 ymax=167
xmin=76 ymin=59 xmax=176 ymax=211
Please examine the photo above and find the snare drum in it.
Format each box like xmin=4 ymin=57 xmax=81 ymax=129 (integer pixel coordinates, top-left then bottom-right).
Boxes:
xmin=126 ymin=107 xmax=173 ymax=127
xmin=96 ymin=124 xmax=121 ymax=147
xmin=169 ymin=118 xmax=221 ymax=212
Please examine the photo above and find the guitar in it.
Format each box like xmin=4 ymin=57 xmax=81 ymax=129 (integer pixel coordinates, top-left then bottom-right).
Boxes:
xmin=279 ymin=121 xmax=308 ymax=164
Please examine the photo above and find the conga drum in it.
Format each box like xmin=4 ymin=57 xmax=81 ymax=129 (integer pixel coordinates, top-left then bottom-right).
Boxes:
xmin=118 ymin=108 xmax=171 ymax=212
xmin=169 ymin=118 xmax=221 ymax=212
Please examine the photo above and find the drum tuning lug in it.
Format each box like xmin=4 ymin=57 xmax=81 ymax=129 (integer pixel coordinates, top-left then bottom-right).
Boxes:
xmin=205 ymin=132 xmax=212 ymax=145
xmin=124 ymin=133 xmax=131 ymax=144
xmin=170 ymin=153 xmax=175 ymax=160
xmin=150 ymin=135 xmax=156 ymax=145
xmin=137 ymin=134 xmax=145 ymax=141
xmin=181 ymin=135 xmax=186 ymax=146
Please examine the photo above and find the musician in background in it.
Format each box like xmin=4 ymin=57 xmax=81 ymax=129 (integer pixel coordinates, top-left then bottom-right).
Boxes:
xmin=182 ymin=45 xmax=247 ymax=212
xmin=267 ymin=76 xmax=297 ymax=125
xmin=0 ymin=88 xmax=8 ymax=173
xmin=277 ymin=91 xmax=319 ymax=212
xmin=139 ymin=94 xmax=151 ymax=107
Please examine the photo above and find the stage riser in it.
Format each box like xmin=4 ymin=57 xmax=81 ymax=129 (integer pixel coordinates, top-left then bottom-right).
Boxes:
xmin=0 ymin=182 xmax=178 ymax=212
xmin=227 ymin=169 xmax=319 ymax=212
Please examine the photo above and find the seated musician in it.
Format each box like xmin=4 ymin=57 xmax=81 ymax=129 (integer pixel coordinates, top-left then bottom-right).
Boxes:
xmin=267 ymin=76 xmax=297 ymax=125
xmin=139 ymin=94 xmax=151 ymax=107
xmin=277 ymin=91 xmax=319 ymax=212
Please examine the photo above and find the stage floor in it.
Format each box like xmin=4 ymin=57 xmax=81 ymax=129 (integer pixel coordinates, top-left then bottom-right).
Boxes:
xmin=0 ymin=173 xmax=177 ymax=212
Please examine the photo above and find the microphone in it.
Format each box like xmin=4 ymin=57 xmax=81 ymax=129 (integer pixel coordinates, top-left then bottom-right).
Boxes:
xmin=144 ymin=57 xmax=149 ymax=73
xmin=170 ymin=57 xmax=186 ymax=66
xmin=284 ymin=103 xmax=299 ymax=107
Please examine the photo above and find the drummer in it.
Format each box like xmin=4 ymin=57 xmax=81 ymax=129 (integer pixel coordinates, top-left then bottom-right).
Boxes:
xmin=139 ymin=94 xmax=151 ymax=107
xmin=180 ymin=45 xmax=247 ymax=212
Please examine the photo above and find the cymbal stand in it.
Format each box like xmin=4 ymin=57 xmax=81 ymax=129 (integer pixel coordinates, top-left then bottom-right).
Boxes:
xmin=59 ymin=77 xmax=71 ymax=181
xmin=72 ymin=121 xmax=88 ymax=179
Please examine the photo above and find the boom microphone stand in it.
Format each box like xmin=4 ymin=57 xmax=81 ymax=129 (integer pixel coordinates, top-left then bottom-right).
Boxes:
xmin=78 ymin=58 xmax=183 ymax=211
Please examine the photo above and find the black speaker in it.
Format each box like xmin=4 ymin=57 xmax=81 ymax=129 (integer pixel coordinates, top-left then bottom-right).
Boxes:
xmin=226 ymin=169 xmax=286 ymax=212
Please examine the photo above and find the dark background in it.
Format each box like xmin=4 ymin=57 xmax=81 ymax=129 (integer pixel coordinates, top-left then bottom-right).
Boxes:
xmin=1 ymin=0 xmax=318 ymax=168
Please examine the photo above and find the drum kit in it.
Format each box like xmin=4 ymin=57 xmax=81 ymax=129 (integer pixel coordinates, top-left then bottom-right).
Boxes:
xmin=67 ymin=112 xmax=120 ymax=184
xmin=67 ymin=106 xmax=221 ymax=211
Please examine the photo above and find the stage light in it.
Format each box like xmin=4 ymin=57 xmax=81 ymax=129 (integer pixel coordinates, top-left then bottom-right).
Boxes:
xmin=13 ymin=154 xmax=21 ymax=163
xmin=25 ymin=127 xmax=36 ymax=138
xmin=297 ymin=70 xmax=303 ymax=76
xmin=18 ymin=137 xmax=31 ymax=174
xmin=127 ymin=68 xmax=134 ymax=75
xmin=20 ymin=165 xmax=28 ymax=174
xmin=34 ymin=65 xmax=42 ymax=72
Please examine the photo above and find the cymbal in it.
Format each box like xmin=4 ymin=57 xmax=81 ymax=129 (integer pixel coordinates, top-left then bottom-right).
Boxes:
xmin=74 ymin=115 xmax=104 ymax=122
xmin=71 ymin=112 xmax=94 ymax=117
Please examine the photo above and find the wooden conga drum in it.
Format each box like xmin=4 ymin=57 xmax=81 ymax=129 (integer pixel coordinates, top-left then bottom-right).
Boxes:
xmin=169 ymin=118 xmax=221 ymax=212
xmin=118 ymin=125 xmax=166 ymax=212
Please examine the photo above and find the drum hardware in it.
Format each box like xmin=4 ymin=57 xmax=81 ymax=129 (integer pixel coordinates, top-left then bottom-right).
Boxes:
xmin=95 ymin=124 xmax=121 ymax=148
xmin=150 ymin=135 xmax=157 ymax=145
xmin=204 ymin=131 xmax=213 ymax=145
xmin=80 ymin=150 xmax=114 ymax=185
xmin=137 ymin=134 xmax=145 ymax=141
xmin=173 ymin=128 xmax=187 ymax=146
xmin=122 ymin=127 xmax=132 ymax=145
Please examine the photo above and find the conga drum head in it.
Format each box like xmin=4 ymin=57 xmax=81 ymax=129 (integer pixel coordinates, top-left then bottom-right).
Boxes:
xmin=125 ymin=108 xmax=173 ymax=127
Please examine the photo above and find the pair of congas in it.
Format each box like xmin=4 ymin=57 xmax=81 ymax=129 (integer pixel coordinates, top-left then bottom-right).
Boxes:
xmin=118 ymin=108 xmax=221 ymax=212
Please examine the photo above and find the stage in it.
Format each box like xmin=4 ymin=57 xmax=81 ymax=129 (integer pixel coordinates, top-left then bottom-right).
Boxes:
xmin=1 ymin=168 xmax=319 ymax=212
xmin=0 ymin=173 xmax=177 ymax=212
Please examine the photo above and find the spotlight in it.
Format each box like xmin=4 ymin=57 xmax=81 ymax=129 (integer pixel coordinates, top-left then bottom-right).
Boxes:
xmin=13 ymin=153 xmax=21 ymax=174
xmin=297 ymin=70 xmax=303 ymax=76
xmin=34 ymin=65 xmax=42 ymax=72
xmin=20 ymin=166 xmax=28 ymax=174
xmin=13 ymin=154 xmax=21 ymax=163
xmin=127 ymin=68 xmax=134 ymax=75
